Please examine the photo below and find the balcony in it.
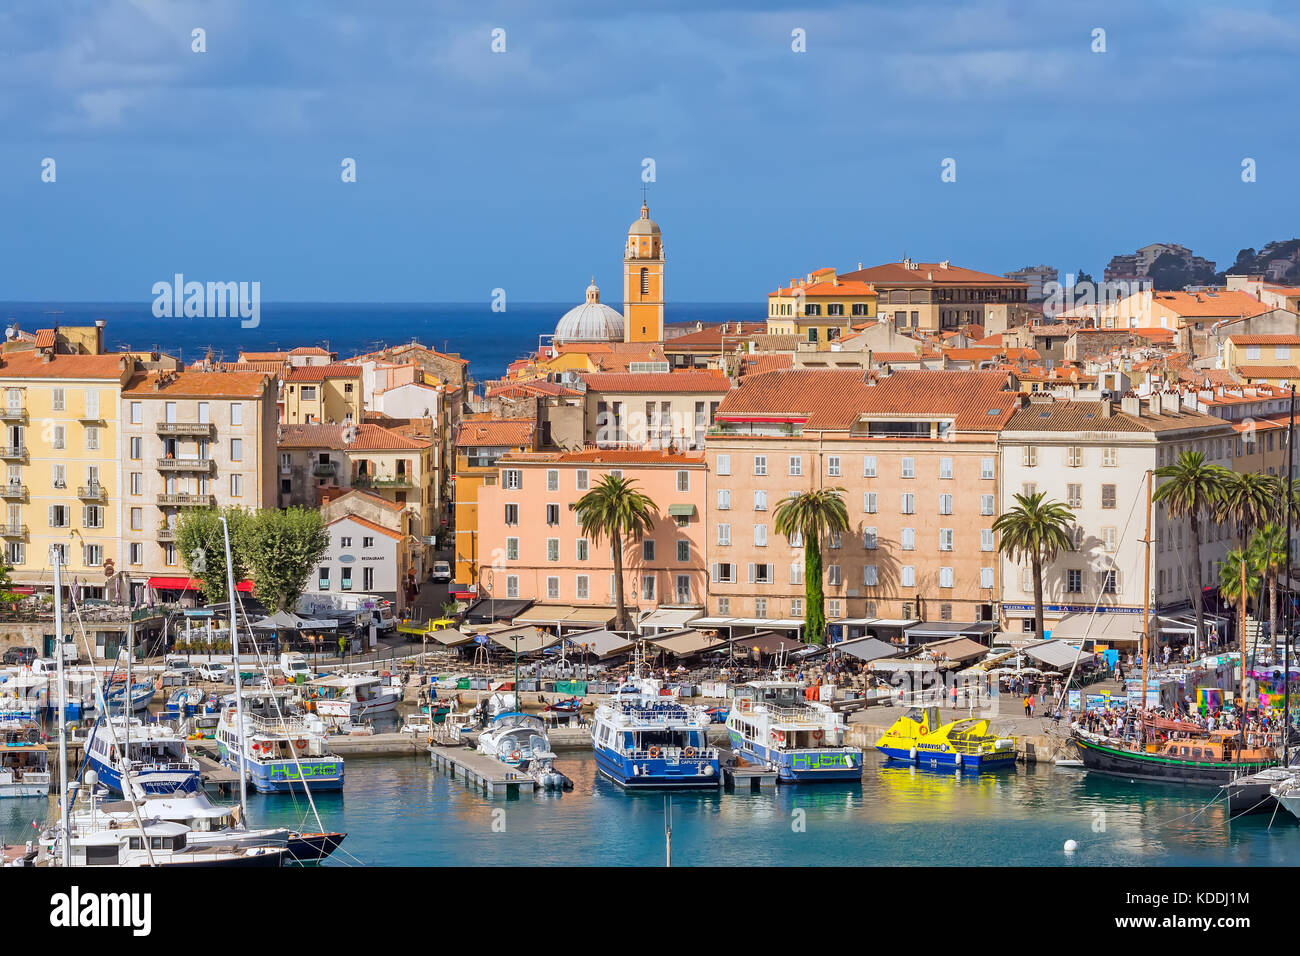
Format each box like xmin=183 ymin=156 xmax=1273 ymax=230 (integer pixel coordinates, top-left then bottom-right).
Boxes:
xmin=0 ymin=406 xmax=26 ymax=422
xmin=157 ymin=493 xmax=214 ymax=507
xmin=156 ymin=525 xmax=178 ymax=542
xmin=310 ymin=461 xmax=338 ymax=478
xmin=157 ymin=457 xmax=213 ymax=473
xmin=352 ymin=475 xmax=415 ymax=490
xmin=157 ymin=422 xmax=212 ymax=437
xmin=0 ymin=524 xmax=26 ymax=538
xmin=0 ymin=445 xmax=26 ymax=460
xmin=77 ymin=483 xmax=107 ymax=500
xmin=78 ymin=408 xmax=104 ymax=422
xmin=0 ymin=482 xmax=26 ymax=500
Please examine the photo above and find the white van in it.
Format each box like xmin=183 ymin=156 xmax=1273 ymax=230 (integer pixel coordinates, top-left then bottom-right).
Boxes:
xmin=280 ymin=652 xmax=312 ymax=682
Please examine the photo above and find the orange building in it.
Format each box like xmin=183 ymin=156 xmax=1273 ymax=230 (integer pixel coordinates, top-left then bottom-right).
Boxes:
xmin=624 ymin=202 xmax=665 ymax=343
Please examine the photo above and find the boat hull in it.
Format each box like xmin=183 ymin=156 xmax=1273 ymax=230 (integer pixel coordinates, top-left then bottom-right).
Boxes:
xmin=593 ymin=745 xmax=720 ymax=789
xmin=220 ymin=744 xmax=345 ymax=793
xmin=287 ymin=831 xmax=347 ymax=862
xmin=876 ymin=744 xmax=1016 ymax=771
xmin=727 ymin=734 xmax=863 ymax=783
xmin=1076 ymin=737 xmax=1276 ymax=786
xmin=86 ymin=756 xmax=199 ymax=795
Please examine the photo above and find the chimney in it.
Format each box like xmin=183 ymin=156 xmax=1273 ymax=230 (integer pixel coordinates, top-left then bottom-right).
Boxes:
xmin=1149 ymin=391 xmax=1163 ymax=416
xmin=1101 ymin=400 xmax=1114 ymax=417
xmin=1122 ymin=395 xmax=1141 ymax=417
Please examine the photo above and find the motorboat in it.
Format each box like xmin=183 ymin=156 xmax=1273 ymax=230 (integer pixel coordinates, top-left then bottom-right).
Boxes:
xmin=307 ymin=673 xmax=400 ymax=719
xmin=476 ymin=712 xmax=572 ymax=790
xmin=726 ymin=680 xmax=863 ymax=783
xmin=216 ymin=696 xmax=344 ymax=793
xmin=103 ymin=681 xmax=156 ymax=714
xmin=84 ymin=715 xmax=201 ymax=794
xmin=590 ymin=678 xmax=720 ymax=788
xmin=0 ymin=720 xmax=51 ymax=797
xmin=876 ymin=706 xmax=1017 ymax=771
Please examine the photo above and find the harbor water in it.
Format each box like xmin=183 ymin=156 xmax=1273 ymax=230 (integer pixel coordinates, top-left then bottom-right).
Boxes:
xmin=8 ymin=751 xmax=1296 ymax=866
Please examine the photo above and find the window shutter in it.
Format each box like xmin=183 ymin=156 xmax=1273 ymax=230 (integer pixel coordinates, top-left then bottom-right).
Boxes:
xmin=748 ymin=563 xmax=755 ymax=583
xmin=767 ymin=564 xmax=775 ymax=583
xmin=48 ymin=505 xmax=54 ymax=527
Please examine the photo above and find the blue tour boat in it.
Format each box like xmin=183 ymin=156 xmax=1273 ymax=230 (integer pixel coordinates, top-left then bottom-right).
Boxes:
xmin=590 ymin=678 xmax=720 ymax=789
xmin=84 ymin=715 xmax=202 ymax=794
xmin=216 ymin=695 xmax=344 ymax=794
xmin=725 ymin=680 xmax=863 ymax=784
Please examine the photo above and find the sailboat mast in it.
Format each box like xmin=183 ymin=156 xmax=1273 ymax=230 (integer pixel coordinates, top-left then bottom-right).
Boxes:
xmin=54 ymin=554 xmax=70 ymax=868
xmin=1140 ymin=470 xmax=1152 ymax=738
xmin=1286 ymin=384 xmax=1296 ymax=766
xmin=219 ymin=517 xmax=248 ymax=818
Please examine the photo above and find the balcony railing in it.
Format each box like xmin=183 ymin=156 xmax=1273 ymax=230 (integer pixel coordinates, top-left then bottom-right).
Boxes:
xmin=311 ymin=462 xmax=338 ymax=478
xmin=0 ymin=445 xmax=26 ymax=460
xmin=352 ymin=475 xmax=415 ymax=489
xmin=78 ymin=408 xmax=104 ymax=422
xmin=77 ymin=484 xmax=106 ymax=500
xmin=157 ymin=422 xmax=212 ymax=437
xmin=0 ymin=523 xmax=27 ymax=538
xmin=157 ymin=457 xmax=213 ymax=472
xmin=0 ymin=406 xmax=26 ymax=421
xmin=0 ymin=482 xmax=27 ymax=499
xmin=157 ymin=525 xmax=178 ymax=542
xmin=157 ymin=493 xmax=214 ymax=507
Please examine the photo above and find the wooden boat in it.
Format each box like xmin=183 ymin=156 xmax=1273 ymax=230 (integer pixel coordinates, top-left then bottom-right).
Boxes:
xmin=1074 ymin=718 xmax=1279 ymax=785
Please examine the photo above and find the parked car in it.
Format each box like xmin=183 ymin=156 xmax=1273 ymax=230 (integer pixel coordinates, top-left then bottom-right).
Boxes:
xmin=430 ymin=561 xmax=452 ymax=584
xmin=197 ymin=662 xmax=229 ymax=682
xmin=2 ymin=646 xmax=36 ymax=666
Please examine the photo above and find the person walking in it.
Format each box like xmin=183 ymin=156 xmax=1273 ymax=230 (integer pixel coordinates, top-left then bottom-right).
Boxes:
xmin=1023 ymin=693 xmax=1033 ymax=717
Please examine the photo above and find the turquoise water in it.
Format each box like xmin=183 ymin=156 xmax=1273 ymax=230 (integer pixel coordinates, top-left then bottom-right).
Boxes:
xmin=7 ymin=752 xmax=1300 ymax=866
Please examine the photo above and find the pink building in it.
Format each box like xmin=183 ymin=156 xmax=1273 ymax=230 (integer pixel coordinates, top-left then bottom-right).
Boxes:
xmin=476 ymin=449 xmax=708 ymax=621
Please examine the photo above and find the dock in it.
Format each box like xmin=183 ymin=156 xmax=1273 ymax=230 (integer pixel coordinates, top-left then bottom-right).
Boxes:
xmin=427 ymin=743 xmax=536 ymax=796
xmin=188 ymin=740 xmax=242 ymax=793
xmin=718 ymin=748 xmax=778 ymax=791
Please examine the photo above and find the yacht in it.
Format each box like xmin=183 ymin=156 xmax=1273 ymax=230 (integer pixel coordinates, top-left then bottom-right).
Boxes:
xmin=476 ymin=711 xmax=572 ymax=790
xmin=103 ymin=680 xmax=156 ymax=714
xmin=726 ymin=680 xmax=863 ymax=783
xmin=84 ymin=716 xmax=201 ymax=794
xmin=216 ymin=697 xmax=344 ymax=793
xmin=0 ymin=720 xmax=51 ymax=797
xmin=308 ymin=673 xmax=401 ymax=719
xmin=590 ymin=678 xmax=720 ymax=789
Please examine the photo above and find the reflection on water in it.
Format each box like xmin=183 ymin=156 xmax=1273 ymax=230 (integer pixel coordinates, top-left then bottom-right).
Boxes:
xmin=5 ymin=751 xmax=1300 ymax=866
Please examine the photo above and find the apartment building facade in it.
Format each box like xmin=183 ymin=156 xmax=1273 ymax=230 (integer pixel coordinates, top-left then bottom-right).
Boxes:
xmin=581 ymin=370 xmax=730 ymax=450
xmin=451 ymin=418 xmax=537 ymax=590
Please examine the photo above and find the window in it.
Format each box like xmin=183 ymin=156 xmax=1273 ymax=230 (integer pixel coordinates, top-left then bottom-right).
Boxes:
xmin=1067 ymin=569 xmax=1082 ymax=593
xmin=981 ymin=494 xmax=994 ymax=515
xmin=197 ymin=401 xmax=209 ymax=423
xmin=506 ymin=575 xmax=519 ymax=599
xmin=676 ymin=470 xmax=690 ymax=492
xmin=790 ymin=597 xmax=803 ymax=617
xmin=827 ymin=456 xmax=841 ymax=477
xmin=753 ymin=455 xmax=767 ymax=476
xmin=230 ymin=438 xmax=243 ymax=461
xmin=939 ymin=567 xmax=954 ymax=588
xmin=548 ymin=539 xmax=561 ymax=562
xmin=827 ymin=565 xmax=842 ymax=586
xmin=130 ymin=507 xmax=142 ymax=531
xmin=361 ymin=536 xmax=373 ymax=548
xmin=981 ymin=457 xmax=995 ymax=479
xmin=576 ymin=575 xmax=589 ymax=599
xmin=980 ymin=567 xmax=994 ymax=589
xmin=129 ymin=472 xmax=142 ymax=495
xmin=901 ymin=528 xmax=915 ymax=550
xmin=787 ymin=529 xmax=803 ymax=548
xmin=1022 ymin=482 xmax=1036 ymax=497
xmin=827 ymin=599 xmax=841 ymax=618
xmin=83 ymin=506 xmax=103 ymax=530
xmin=1246 ymin=345 xmax=1261 ymax=360
xmin=863 ymin=527 xmax=877 ymax=549
xmin=754 ymin=597 xmax=768 ymax=617
xmin=939 ymin=528 xmax=954 ymax=551
xmin=546 ymin=577 xmax=560 ymax=600
xmin=717 ymin=523 xmax=731 ymax=546
xmin=85 ymin=426 xmax=99 ymax=451
xmin=789 ymin=562 xmax=803 ymax=584
xmin=717 ymin=488 xmax=731 ymax=510
xmin=230 ymin=402 xmax=243 ymax=426
xmin=900 ymin=493 xmax=914 ymax=514
xmin=751 ymin=563 xmax=774 ymax=584
xmin=164 ymin=544 xmax=176 ymax=566
xmin=504 ymin=504 xmax=519 ymax=525
xmin=1102 ymin=446 xmax=1117 ymax=467
xmin=503 ymin=469 xmax=522 ymax=490
xmin=939 ymin=494 xmax=953 ymax=515
xmin=128 ymin=542 xmax=142 ymax=565
xmin=716 ymin=454 xmax=731 ymax=475
xmin=713 ymin=562 xmax=736 ymax=583
xmin=1066 ymin=446 xmax=1083 ymax=467
xmin=981 ymin=529 xmax=994 ymax=551
xmin=642 ymin=539 xmax=656 ymax=562
xmin=864 ymin=491 xmax=877 ymax=513
xmin=939 ymin=457 xmax=953 ymax=480
xmin=1101 ymin=484 xmax=1117 ymax=509
xmin=863 ymin=564 xmax=878 ymax=586
xmin=788 ymin=455 xmax=802 ymax=476
xmin=52 ymin=465 xmax=65 ymax=489
xmin=753 ymin=490 xmax=767 ymax=511
xmin=901 ymin=457 xmax=915 ymax=478
xmin=901 ymin=566 xmax=916 ymax=587
xmin=506 ymin=537 xmax=519 ymax=561
xmin=547 ymin=469 xmax=559 ymax=492
xmin=753 ymin=524 xmax=768 ymax=547
xmin=1102 ymin=527 xmax=1117 ymax=552
xmin=318 ymin=566 xmax=331 ymax=589
xmin=829 ymin=531 xmax=841 ymax=549
xmin=52 ymin=389 xmax=65 ymax=412
xmin=546 ymin=504 xmax=560 ymax=526
xmin=48 ymin=505 xmax=69 ymax=528
xmin=1101 ymin=570 xmax=1119 ymax=594
xmin=84 ymin=389 xmax=99 ymax=419
xmin=1022 ymin=446 xmax=1037 ymax=467
xmin=676 ymin=539 xmax=690 ymax=562
xmin=576 ymin=538 xmax=589 ymax=561
xmin=863 ymin=456 xmax=877 ymax=477
xmin=576 ymin=469 xmax=589 ymax=490
xmin=717 ymin=597 xmax=730 ymax=615
xmin=230 ymin=474 xmax=242 ymax=497
xmin=1066 ymin=483 xmax=1082 ymax=508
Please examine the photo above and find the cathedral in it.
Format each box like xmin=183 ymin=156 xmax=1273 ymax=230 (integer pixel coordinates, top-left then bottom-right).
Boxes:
xmin=553 ymin=200 xmax=665 ymax=346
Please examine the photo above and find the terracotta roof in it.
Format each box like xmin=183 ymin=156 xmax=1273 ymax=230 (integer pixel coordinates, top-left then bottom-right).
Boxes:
xmin=289 ymin=346 xmax=332 ymax=356
xmin=769 ymin=280 xmax=876 ymax=298
xmin=579 ymin=370 xmax=731 ymax=393
xmin=1238 ymin=365 xmax=1300 ymax=379
xmin=1003 ymin=399 xmax=1226 ymax=434
xmin=33 ymin=330 xmax=55 ymax=349
xmin=238 ymin=351 xmax=288 ymax=363
xmin=739 ymin=354 xmax=794 ymax=375
xmin=715 ymin=368 xmax=1021 ymax=433
xmin=840 ymin=261 xmax=1028 ymax=287
xmin=0 ymin=351 xmax=128 ymax=380
xmin=123 ymin=370 xmax=270 ymax=398
xmin=1131 ymin=327 xmax=1177 ymax=343
xmin=283 ymin=363 xmax=363 ymax=382
xmin=1227 ymin=334 xmax=1300 ymax=345
xmin=485 ymin=380 xmax=583 ymax=399
xmin=327 ymin=513 xmax=402 ymax=538
xmin=346 ymin=342 xmax=469 ymax=365
xmin=324 ymin=489 xmax=405 ymax=513
xmin=503 ymin=449 xmax=706 ymax=466
xmin=454 ymin=419 xmax=536 ymax=449
xmin=664 ymin=324 xmax=767 ymax=350
xmin=1153 ymin=290 xmax=1272 ymax=319
xmin=871 ymin=351 xmax=924 ymax=364
xmin=279 ymin=423 xmax=431 ymax=451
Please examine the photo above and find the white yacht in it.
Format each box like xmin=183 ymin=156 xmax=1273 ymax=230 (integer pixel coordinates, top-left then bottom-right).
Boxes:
xmin=726 ymin=680 xmax=863 ymax=784
xmin=84 ymin=715 xmax=201 ymax=795
xmin=0 ymin=720 xmax=50 ymax=797
xmin=308 ymin=673 xmax=400 ymax=719
xmin=476 ymin=711 xmax=572 ymax=790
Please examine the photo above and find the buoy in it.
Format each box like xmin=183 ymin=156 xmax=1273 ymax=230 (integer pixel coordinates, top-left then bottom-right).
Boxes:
xmin=1064 ymin=840 xmax=1078 ymax=854
xmin=908 ymin=747 xmax=918 ymax=762
xmin=954 ymin=752 xmax=963 ymax=767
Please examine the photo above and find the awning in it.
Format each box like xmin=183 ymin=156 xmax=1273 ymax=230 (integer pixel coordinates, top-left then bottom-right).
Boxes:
xmin=1048 ymin=612 xmax=1147 ymax=643
xmin=1156 ymin=616 xmax=1196 ymax=635
xmin=463 ymin=598 xmax=533 ymax=624
xmin=487 ymin=626 xmax=561 ymax=655
xmin=561 ymin=606 xmax=618 ymax=627
xmin=726 ymin=618 xmax=805 ymax=630
xmin=428 ymin=627 xmax=476 ymax=647
xmin=565 ymin=628 xmax=635 ymax=658
xmin=911 ymin=636 xmax=989 ymax=664
xmin=1023 ymin=639 xmax=1089 ymax=670
xmin=731 ymin=631 xmax=809 ymax=655
xmin=667 ymin=504 xmax=696 ymax=517
xmin=148 ymin=576 xmax=253 ymax=592
xmin=638 ymin=607 xmax=703 ymax=632
xmin=833 ymin=637 xmax=900 ymax=663
xmin=906 ymin=621 xmax=995 ymax=642
xmin=647 ymin=630 xmax=726 ymax=656
xmin=513 ymin=604 xmax=578 ymax=626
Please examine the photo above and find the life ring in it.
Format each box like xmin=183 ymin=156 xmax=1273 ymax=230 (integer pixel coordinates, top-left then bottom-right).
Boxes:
xmin=648 ymin=746 xmax=661 ymax=758
xmin=293 ymin=739 xmax=307 ymax=751
xmin=683 ymin=746 xmax=696 ymax=758
xmin=510 ymin=750 xmax=522 ymax=762
xmin=771 ymin=730 xmax=786 ymax=746
xmin=736 ymin=699 xmax=751 ymax=713
xmin=812 ymin=729 xmax=823 ymax=741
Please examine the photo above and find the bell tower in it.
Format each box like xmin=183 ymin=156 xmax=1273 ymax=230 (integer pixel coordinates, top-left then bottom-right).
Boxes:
xmin=623 ymin=196 xmax=664 ymax=343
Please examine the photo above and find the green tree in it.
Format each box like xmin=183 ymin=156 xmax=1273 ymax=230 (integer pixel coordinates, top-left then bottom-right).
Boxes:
xmin=992 ymin=492 xmax=1075 ymax=641
xmin=0 ymin=557 xmax=21 ymax=607
xmin=1219 ymin=546 xmax=1262 ymax=615
xmin=1249 ymin=522 xmax=1289 ymax=645
xmin=1154 ymin=452 xmax=1229 ymax=649
xmin=237 ymin=508 xmax=330 ymax=611
xmin=570 ymin=474 xmax=656 ymax=632
xmin=774 ymin=488 xmax=849 ymax=644
xmin=175 ymin=507 xmax=251 ymax=603
xmin=1218 ymin=470 xmax=1277 ymax=547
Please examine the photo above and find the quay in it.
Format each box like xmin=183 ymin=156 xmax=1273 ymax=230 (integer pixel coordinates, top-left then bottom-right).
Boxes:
xmin=427 ymin=742 xmax=535 ymax=796
xmin=718 ymin=748 xmax=778 ymax=791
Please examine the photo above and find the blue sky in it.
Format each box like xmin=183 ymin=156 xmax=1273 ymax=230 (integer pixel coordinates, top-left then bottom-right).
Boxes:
xmin=2 ymin=0 xmax=1298 ymax=303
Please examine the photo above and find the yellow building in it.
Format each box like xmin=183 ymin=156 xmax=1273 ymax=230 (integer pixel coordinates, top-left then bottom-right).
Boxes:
xmin=624 ymin=202 xmax=665 ymax=343
xmin=766 ymin=268 xmax=878 ymax=344
xmin=281 ymin=364 xmax=363 ymax=424
xmin=451 ymin=419 xmax=536 ymax=590
xmin=1223 ymin=334 xmax=1300 ymax=385
xmin=0 ymin=350 xmax=136 ymax=596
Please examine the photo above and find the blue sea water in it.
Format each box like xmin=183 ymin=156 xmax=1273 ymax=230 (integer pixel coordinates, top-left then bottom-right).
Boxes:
xmin=0 ymin=302 xmax=758 ymax=383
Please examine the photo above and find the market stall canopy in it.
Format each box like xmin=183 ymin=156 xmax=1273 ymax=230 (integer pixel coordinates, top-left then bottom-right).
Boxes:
xmin=250 ymin=610 xmax=333 ymax=631
xmin=911 ymin=636 xmax=989 ymax=664
xmin=462 ymin=598 xmax=533 ymax=625
xmin=1023 ymin=639 xmax=1088 ymax=670
xmin=646 ymin=629 xmax=725 ymax=656
xmin=638 ymin=607 xmax=704 ymax=632
xmin=487 ymin=626 xmax=560 ymax=655
xmin=565 ymin=628 xmax=636 ymax=659
xmin=428 ymin=626 xmax=475 ymax=647
xmin=905 ymin=621 xmax=997 ymax=643
xmin=834 ymin=637 xmax=900 ymax=663
xmin=731 ymin=631 xmax=809 ymax=656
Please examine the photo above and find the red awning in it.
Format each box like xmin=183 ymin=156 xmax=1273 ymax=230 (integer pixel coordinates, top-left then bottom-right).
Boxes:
xmin=146 ymin=576 xmax=253 ymax=592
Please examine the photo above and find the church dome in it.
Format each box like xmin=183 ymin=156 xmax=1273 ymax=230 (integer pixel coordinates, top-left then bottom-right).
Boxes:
xmin=628 ymin=201 xmax=660 ymax=236
xmin=554 ymin=281 xmax=624 ymax=343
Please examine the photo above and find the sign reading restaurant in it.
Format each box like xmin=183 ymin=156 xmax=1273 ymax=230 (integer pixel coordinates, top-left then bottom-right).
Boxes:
xmin=1000 ymin=603 xmax=1145 ymax=615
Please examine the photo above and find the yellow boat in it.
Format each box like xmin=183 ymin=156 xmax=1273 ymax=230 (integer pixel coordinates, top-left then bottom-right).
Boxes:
xmin=874 ymin=706 xmax=1017 ymax=771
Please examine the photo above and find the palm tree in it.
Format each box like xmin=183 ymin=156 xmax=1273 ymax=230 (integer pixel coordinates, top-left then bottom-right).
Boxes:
xmin=1218 ymin=470 xmax=1278 ymax=547
xmin=992 ymin=492 xmax=1075 ymax=641
xmin=774 ymin=488 xmax=849 ymax=644
xmin=1153 ymin=452 xmax=1229 ymax=650
xmin=570 ymin=474 xmax=657 ymax=632
xmin=1249 ymin=523 xmax=1289 ymax=648
xmin=1218 ymin=546 xmax=1262 ymax=615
